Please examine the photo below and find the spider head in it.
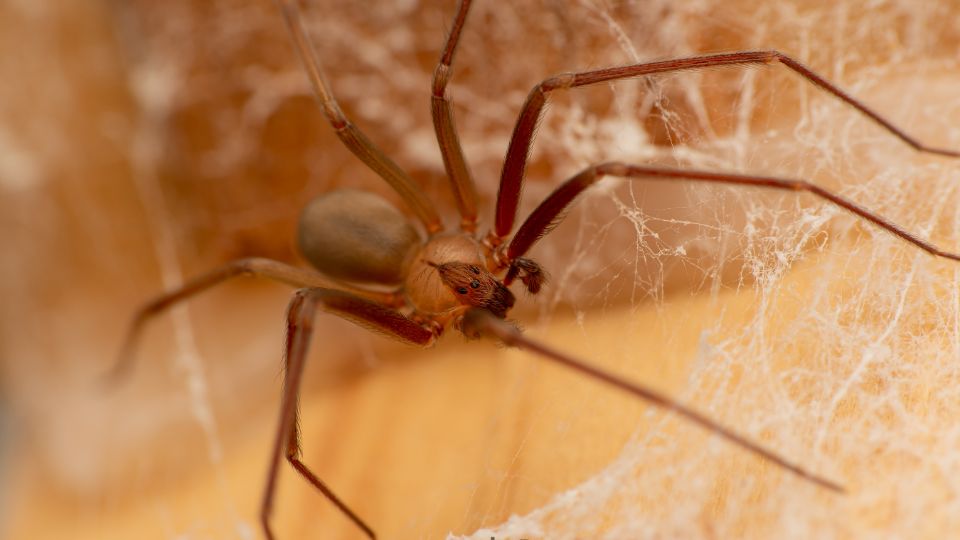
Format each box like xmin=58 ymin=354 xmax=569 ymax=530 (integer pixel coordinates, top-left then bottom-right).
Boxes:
xmin=427 ymin=261 xmax=515 ymax=318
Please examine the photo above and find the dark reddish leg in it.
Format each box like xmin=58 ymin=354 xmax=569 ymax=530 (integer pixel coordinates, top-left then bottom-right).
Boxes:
xmin=432 ymin=0 xmax=479 ymax=232
xmin=459 ymin=308 xmax=843 ymax=493
xmin=501 ymin=162 xmax=960 ymax=266
xmin=261 ymin=288 xmax=436 ymax=540
xmin=490 ymin=50 xmax=960 ymax=243
xmin=107 ymin=258 xmax=401 ymax=383
xmin=274 ymin=0 xmax=442 ymax=234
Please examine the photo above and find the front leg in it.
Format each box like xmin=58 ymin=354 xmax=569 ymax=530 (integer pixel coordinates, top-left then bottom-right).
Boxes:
xmin=459 ymin=307 xmax=843 ymax=493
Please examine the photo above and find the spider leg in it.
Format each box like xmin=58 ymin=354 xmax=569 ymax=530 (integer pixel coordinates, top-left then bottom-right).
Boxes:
xmin=501 ymin=162 xmax=960 ymax=265
xmin=107 ymin=257 xmax=401 ymax=383
xmin=432 ymin=0 xmax=479 ymax=232
xmin=458 ymin=308 xmax=843 ymax=493
xmin=274 ymin=0 xmax=443 ymax=234
xmin=262 ymin=288 xmax=436 ymax=540
xmin=489 ymin=50 xmax=960 ymax=243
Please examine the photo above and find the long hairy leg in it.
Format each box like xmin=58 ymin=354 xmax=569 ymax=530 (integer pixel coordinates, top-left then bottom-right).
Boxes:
xmin=432 ymin=0 xmax=479 ymax=232
xmin=498 ymin=162 xmax=960 ymax=266
xmin=458 ymin=308 xmax=843 ymax=492
xmin=261 ymin=288 xmax=435 ymax=540
xmin=273 ymin=0 xmax=442 ymax=234
xmin=489 ymin=50 xmax=960 ymax=243
xmin=108 ymin=257 xmax=401 ymax=382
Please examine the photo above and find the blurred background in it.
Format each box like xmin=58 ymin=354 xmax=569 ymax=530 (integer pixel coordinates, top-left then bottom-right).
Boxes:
xmin=2 ymin=0 xmax=960 ymax=538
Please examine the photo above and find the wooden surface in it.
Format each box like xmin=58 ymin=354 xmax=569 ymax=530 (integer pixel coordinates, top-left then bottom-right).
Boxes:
xmin=3 ymin=1 xmax=960 ymax=539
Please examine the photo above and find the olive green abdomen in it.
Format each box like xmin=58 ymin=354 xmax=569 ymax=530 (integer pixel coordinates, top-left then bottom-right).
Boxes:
xmin=298 ymin=189 xmax=421 ymax=286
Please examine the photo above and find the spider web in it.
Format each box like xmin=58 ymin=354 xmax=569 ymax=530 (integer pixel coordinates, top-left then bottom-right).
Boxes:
xmin=2 ymin=0 xmax=960 ymax=539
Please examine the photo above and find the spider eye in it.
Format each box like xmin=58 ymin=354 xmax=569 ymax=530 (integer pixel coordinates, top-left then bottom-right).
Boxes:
xmin=470 ymin=280 xmax=480 ymax=289
xmin=470 ymin=266 xmax=481 ymax=275
xmin=457 ymin=287 xmax=468 ymax=294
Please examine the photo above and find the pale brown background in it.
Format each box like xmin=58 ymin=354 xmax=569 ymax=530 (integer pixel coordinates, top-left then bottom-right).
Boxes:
xmin=2 ymin=0 xmax=960 ymax=539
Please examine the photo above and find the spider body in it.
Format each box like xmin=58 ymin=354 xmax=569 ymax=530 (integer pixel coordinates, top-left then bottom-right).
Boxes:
xmin=298 ymin=189 xmax=420 ymax=287
xmin=110 ymin=0 xmax=960 ymax=538
xmin=298 ymin=187 xmax=513 ymax=322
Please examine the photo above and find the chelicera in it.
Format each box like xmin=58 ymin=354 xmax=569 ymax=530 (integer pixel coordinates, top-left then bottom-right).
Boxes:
xmin=109 ymin=0 xmax=960 ymax=538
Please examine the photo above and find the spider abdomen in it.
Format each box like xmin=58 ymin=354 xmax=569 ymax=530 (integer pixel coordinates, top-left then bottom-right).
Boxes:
xmin=298 ymin=189 xmax=421 ymax=285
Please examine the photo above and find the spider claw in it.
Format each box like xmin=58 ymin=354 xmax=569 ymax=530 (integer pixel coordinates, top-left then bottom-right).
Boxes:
xmin=505 ymin=257 xmax=547 ymax=295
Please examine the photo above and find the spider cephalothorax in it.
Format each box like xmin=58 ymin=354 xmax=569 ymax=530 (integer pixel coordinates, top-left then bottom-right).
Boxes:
xmin=428 ymin=260 xmax=515 ymax=318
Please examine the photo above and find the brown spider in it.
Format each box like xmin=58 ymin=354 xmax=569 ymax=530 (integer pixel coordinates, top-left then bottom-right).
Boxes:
xmin=107 ymin=0 xmax=960 ymax=538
